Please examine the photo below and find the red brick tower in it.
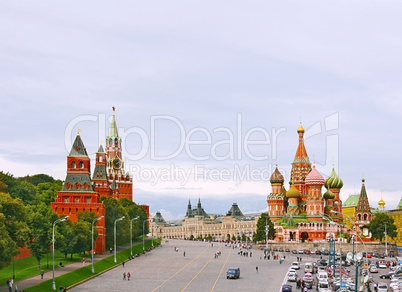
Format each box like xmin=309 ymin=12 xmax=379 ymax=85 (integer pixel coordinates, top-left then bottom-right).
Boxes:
xmin=51 ymin=133 xmax=106 ymax=254
xmin=105 ymin=107 xmax=133 ymax=201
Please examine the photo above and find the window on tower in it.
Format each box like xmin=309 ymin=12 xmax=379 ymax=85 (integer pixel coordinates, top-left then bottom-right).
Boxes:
xmin=71 ymin=161 xmax=76 ymax=168
xmin=79 ymin=161 xmax=84 ymax=168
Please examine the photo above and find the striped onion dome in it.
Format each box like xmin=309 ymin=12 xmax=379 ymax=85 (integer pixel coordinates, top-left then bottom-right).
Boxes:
xmin=286 ymin=184 xmax=300 ymax=198
xmin=305 ymin=165 xmax=325 ymax=186
xmin=323 ymin=189 xmax=335 ymax=200
xmin=324 ymin=167 xmax=344 ymax=189
xmin=270 ymin=166 xmax=284 ymax=184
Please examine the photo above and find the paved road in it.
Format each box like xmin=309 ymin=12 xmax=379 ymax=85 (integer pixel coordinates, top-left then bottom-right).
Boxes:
xmin=70 ymin=239 xmax=291 ymax=292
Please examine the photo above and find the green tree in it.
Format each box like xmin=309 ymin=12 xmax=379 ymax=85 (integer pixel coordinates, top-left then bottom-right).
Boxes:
xmin=26 ymin=203 xmax=58 ymax=268
xmin=254 ymin=213 xmax=275 ymax=243
xmin=368 ymin=212 xmax=397 ymax=243
xmin=19 ymin=173 xmax=55 ymax=186
xmin=0 ymin=192 xmax=30 ymax=248
xmin=0 ymin=214 xmax=19 ymax=269
xmin=101 ymin=197 xmax=129 ymax=248
xmin=35 ymin=180 xmax=63 ymax=205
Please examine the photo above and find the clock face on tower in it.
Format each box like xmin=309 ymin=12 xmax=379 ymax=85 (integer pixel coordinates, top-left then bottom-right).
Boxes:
xmin=112 ymin=157 xmax=122 ymax=170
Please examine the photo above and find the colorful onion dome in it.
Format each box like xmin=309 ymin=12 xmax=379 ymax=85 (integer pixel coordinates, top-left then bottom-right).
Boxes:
xmin=286 ymin=184 xmax=300 ymax=198
xmin=270 ymin=166 xmax=284 ymax=184
xmin=324 ymin=167 xmax=344 ymax=189
xmin=305 ymin=165 xmax=325 ymax=186
xmin=297 ymin=123 xmax=305 ymax=133
xmin=323 ymin=189 xmax=335 ymax=200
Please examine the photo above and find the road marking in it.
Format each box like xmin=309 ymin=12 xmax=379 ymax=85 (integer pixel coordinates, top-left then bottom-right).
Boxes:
xmin=151 ymin=246 xmax=210 ymax=292
xmin=210 ymin=248 xmax=232 ymax=292
xmin=181 ymin=254 xmax=216 ymax=291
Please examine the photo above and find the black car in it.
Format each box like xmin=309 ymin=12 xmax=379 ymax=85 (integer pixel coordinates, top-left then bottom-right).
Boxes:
xmin=315 ymin=250 xmax=322 ymax=255
xmin=285 ymin=248 xmax=290 ymax=252
xmin=322 ymin=250 xmax=329 ymax=255
xmin=273 ymin=247 xmax=278 ymax=251
xmin=292 ymin=249 xmax=297 ymax=254
xmin=380 ymin=271 xmax=395 ymax=279
xmin=279 ymin=248 xmax=284 ymax=252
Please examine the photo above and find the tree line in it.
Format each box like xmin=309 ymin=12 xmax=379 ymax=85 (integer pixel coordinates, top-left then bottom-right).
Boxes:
xmin=0 ymin=171 xmax=147 ymax=270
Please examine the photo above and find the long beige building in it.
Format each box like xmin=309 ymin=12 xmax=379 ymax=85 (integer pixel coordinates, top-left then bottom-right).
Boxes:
xmin=151 ymin=200 xmax=258 ymax=241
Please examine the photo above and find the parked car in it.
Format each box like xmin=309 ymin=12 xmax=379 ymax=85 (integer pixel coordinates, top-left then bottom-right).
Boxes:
xmin=318 ymin=281 xmax=331 ymax=292
xmin=299 ymin=249 xmax=305 ymax=254
xmin=291 ymin=261 xmax=301 ymax=270
xmin=304 ymin=249 xmax=311 ymax=255
xmin=292 ymin=249 xmax=298 ymax=254
xmin=380 ymin=271 xmax=395 ymax=279
xmin=379 ymin=261 xmax=387 ymax=269
xmin=369 ymin=265 xmax=379 ymax=273
xmin=316 ymin=250 xmax=322 ymax=255
xmin=286 ymin=248 xmax=290 ymax=252
xmin=288 ymin=271 xmax=298 ymax=282
xmin=377 ymin=282 xmax=388 ymax=292
xmin=226 ymin=267 xmax=240 ymax=279
xmin=282 ymin=284 xmax=293 ymax=292
xmin=279 ymin=248 xmax=284 ymax=252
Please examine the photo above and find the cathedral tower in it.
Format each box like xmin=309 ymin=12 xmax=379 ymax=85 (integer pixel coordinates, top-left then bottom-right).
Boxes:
xmin=290 ymin=124 xmax=311 ymax=213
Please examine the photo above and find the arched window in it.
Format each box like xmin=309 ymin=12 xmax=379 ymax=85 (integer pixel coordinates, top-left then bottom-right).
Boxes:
xmin=79 ymin=161 xmax=84 ymax=168
xmin=99 ymin=155 xmax=103 ymax=162
xmin=358 ymin=214 xmax=362 ymax=221
xmin=71 ymin=161 xmax=76 ymax=168
xmin=363 ymin=214 xmax=368 ymax=221
xmin=75 ymin=183 xmax=81 ymax=190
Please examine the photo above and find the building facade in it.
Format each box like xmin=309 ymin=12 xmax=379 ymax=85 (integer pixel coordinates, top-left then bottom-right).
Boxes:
xmin=51 ymin=108 xmax=139 ymax=254
xmin=267 ymin=124 xmax=345 ymax=242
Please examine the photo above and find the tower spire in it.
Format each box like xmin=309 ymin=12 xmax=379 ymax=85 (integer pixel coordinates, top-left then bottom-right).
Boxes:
xmin=109 ymin=106 xmax=119 ymax=138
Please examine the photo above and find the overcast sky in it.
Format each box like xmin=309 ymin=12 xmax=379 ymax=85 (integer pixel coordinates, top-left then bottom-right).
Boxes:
xmin=1 ymin=1 xmax=401 ymax=220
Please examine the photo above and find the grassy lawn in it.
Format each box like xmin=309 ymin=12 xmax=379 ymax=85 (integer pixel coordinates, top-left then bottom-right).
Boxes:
xmin=23 ymin=239 xmax=159 ymax=292
xmin=0 ymin=250 xmax=81 ymax=286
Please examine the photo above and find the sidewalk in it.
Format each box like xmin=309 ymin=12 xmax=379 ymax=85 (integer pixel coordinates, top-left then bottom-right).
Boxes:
xmin=0 ymin=243 xmax=134 ymax=292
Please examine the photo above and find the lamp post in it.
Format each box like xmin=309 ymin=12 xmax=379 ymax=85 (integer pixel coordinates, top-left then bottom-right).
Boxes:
xmin=52 ymin=216 xmax=69 ymax=290
xmin=143 ymin=218 xmax=152 ymax=252
xmin=384 ymin=222 xmax=388 ymax=257
xmin=130 ymin=216 xmax=140 ymax=258
xmin=330 ymin=210 xmax=367 ymax=292
xmin=91 ymin=216 xmax=104 ymax=273
xmin=265 ymin=218 xmax=269 ymax=251
xmin=114 ymin=216 xmax=125 ymax=263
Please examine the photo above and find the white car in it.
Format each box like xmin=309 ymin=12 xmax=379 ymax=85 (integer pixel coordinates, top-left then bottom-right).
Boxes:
xmin=379 ymin=262 xmax=387 ymax=269
xmin=378 ymin=282 xmax=388 ymax=292
xmin=288 ymin=271 xmax=298 ymax=282
xmin=318 ymin=281 xmax=331 ymax=292
xmin=291 ymin=261 xmax=300 ymax=270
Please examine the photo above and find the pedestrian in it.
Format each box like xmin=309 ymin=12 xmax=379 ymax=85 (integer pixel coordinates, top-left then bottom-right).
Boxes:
xmin=123 ymin=272 xmax=126 ymax=280
xmin=127 ymin=272 xmax=131 ymax=281
xmin=59 ymin=287 xmax=63 ymax=292
xmin=82 ymin=258 xmax=86 ymax=266
xmin=122 ymin=261 xmax=125 ymax=267
xmin=63 ymin=287 xmax=67 ymax=292
xmin=110 ymin=247 xmax=113 ymax=254
xmin=40 ymin=270 xmax=44 ymax=279
xmin=183 ymin=251 xmax=186 ymax=257
xmin=256 ymin=266 xmax=259 ymax=273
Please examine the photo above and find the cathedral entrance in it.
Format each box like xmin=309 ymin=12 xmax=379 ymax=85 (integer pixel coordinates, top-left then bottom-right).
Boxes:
xmin=300 ymin=232 xmax=309 ymax=242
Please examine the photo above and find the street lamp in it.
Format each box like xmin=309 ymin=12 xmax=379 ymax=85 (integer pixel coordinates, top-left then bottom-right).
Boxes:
xmin=330 ymin=210 xmax=366 ymax=292
xmin=143 ymin=218 xmax=152 ymax=252
xmin=384 ymin=222 xmax=388 ymax=257
xmin=52 ymin=216 xmax=69 ymax=290
xmin=130 ymin=216 xmax=139 ymax=258
xmin=114 ymin=216 xmax=125 ymax=263
xmin=265 ymin=220 xmax=269 ymax=251
xmin=91 ymin=216 xmax=104 ymax=273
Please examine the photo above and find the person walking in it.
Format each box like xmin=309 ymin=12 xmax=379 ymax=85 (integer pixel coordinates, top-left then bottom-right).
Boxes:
xmin=183 ymin=251 xmax=186 ymax=257
xmin=127 ymin=272 xmax=131 ymax=281
xmin=123 ymin=272 xmax=126 ymax=280
xmin=256 ymin=266 xmax=259 ymax=274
